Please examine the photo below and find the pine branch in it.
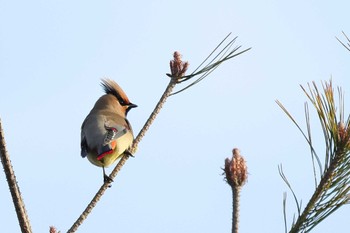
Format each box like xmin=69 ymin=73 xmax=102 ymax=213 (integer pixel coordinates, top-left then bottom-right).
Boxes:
xmin=277 ymin=80 xmax=350 ymax=233
xmin=0 ymin=119 xmax=32 ymax=233
xmin=169 ymin=33 xmax=251 ymax=95
xmin=67 ymin=34 xmax=250 ymax=232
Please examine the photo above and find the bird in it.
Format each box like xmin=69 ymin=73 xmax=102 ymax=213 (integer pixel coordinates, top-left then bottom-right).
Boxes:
xmin=80 ymin=79 xmax=137 ymax=183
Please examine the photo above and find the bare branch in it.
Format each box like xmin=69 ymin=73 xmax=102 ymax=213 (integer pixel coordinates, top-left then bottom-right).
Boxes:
xmin=0 ymin=119 xmax=32 ymax=233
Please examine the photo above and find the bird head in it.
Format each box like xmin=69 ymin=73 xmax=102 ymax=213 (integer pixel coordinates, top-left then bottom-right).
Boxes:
xmin=95 ymin=79 xmax=137 ymax=116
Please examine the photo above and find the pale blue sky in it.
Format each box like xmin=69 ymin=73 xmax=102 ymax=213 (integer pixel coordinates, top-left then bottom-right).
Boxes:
xmin=1 ymin=1 xmax=350 ymax=233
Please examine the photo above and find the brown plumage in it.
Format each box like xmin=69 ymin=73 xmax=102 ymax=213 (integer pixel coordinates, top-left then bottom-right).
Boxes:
xmin=81 ymin=79 xmax=137 ymax=182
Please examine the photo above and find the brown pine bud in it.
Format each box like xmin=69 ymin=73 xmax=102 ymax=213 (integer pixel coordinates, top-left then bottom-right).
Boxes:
xmin=167 ymin=51 xmax=189 ymax=79
xmin=224 ymin=148 xmax=248 ymax=187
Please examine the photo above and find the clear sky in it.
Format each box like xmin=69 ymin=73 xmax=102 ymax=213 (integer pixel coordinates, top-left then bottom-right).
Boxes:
xmin=1 ymin=1 xmax=350 ymax=233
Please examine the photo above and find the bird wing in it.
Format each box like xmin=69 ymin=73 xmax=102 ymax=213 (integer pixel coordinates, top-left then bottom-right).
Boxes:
xmin=103 ymin=123 xmax=128 ymax=145
xmin=96 ymin=122 xmax=129 ymax=161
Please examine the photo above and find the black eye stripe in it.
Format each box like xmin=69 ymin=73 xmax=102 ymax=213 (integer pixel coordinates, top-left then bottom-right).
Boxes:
xmin=118 ymin=98 xmax=128 ymax=106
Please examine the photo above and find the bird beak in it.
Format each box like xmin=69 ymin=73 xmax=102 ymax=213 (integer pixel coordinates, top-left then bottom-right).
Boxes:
xmin=125 ymin=103 xmax=137 ymax=115
xmin=128 ymin=103 xmax=138 ymax=109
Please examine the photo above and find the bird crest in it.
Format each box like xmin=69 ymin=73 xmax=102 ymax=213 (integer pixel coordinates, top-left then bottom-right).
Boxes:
xmin=101 ymin=79 xmax=131 ymax=106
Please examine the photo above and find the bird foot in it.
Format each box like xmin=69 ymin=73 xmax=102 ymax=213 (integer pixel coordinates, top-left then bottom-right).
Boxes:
xmin=124 ymin=150 xmax=134 ymax=158
xmin=104 ymin=174 xmax=114 ymax=187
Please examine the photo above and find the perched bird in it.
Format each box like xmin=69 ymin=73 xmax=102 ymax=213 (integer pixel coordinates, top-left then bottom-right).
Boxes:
xmin=81 ymin=79 xmax=137 ymax=183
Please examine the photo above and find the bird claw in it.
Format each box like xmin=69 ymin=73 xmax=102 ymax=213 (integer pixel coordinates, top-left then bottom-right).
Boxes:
xmin=104 ymin=174 xmax=114 ymax=187
xmin=124 ymin=150 xmax=134 ymax=158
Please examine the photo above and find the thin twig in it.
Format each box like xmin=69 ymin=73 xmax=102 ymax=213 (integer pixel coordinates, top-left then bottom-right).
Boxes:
xmin=0 ymin=119 xmax=32 ymax=233
xmin=67 ymin=77 xmax=178 ymax=233
xmin=232 ymin=186 xmax=241 ymax=233
xmin=130 ymin=77 xmax=178 ymax=151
